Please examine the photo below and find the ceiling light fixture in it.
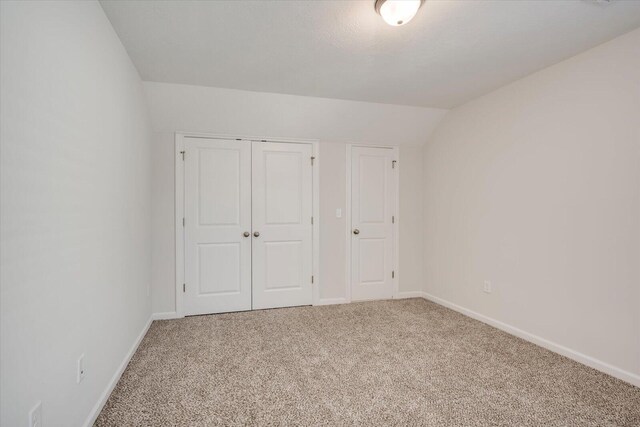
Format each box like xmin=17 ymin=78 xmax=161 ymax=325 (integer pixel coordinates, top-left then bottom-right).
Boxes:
xmin=375 ymin=0 xmax=424 ymax=27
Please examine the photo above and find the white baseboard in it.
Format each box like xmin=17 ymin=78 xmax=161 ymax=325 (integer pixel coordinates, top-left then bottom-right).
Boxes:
xmin=152 ymin=311 xmax=180 ymax=320
xmin=421 ymin=292 xmax=640 ymax=388
xmin=316 ymin=297 xmax=349 ymax=306
xmin=83 ymin=316 xmax=152 ymax=427
xmin=395 ymin=291 xmax=424 ymax=299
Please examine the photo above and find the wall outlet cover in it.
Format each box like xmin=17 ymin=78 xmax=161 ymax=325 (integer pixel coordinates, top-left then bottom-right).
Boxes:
xmin=483 ymin=280 xmax=492 ymax=293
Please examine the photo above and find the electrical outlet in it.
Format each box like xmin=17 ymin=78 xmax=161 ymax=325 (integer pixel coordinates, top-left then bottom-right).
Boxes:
xmin=77 ymin=354 xmax=85 ymax=383
xmin=483 ymin=280 xmax=492 ymax=293
xmin=336 ymin=208 xmax=342 ymax=218
xmin=29 ymin=401 xmax=42 ymax=427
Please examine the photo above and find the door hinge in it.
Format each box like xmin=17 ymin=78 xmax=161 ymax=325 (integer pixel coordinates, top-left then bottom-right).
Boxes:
xmin=180 ymin=151 xmax=185 ymax=160
xmin=183 ymin=283 xmax=186 ymax=292
xmin=392 ymin=215 xmax=395 ymax=224
xmin=311 ymin=275 xmax=314 ymax=284
xmin=182 ymin=217 xmax=185 ymax=227
xmin=311 ymin=216 xmax=314 ymax=225
xmin=392 ymin=160 xmax=397 ymax=169
xmin=311 ymin=156 xmax=315 ymax=166
xmin=392 ymin=271 xmax=395 ymax=279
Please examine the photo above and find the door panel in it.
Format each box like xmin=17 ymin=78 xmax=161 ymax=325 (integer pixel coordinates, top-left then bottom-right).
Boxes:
xmin=198 ymin=243 xmax=241 ymax=294
xmin=198 ymin=148 xmax=241 ymax=225
xmin=351 ymin=147 xmax=395 ymax=301
xmin=264 ymin=152 xmax=303 ymax=224
xmin=359 ymin=238 xmax=386 ymax=283
xmin=184 ymin=138 xmax=252 ymax=315
xmin=265 ymin=241 xmax=303 ymax=290
xmin=359 ymin=155 xmax=387 ymax=223
xmin=252 ymin=142 xmax=313 ymax=309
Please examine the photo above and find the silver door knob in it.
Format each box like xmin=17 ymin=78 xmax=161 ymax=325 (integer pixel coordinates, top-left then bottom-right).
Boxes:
xmin=353 ymin=229 xmax=360 ymax=235
xmin=253 ymin=231 xmax=260 ymax=237
xmin=243 ymin=231 xmax=250 ymax=237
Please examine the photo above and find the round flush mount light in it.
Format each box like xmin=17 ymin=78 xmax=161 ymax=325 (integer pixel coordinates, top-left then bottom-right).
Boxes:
xmin=375 ymin=0 xmax=425 ymax=26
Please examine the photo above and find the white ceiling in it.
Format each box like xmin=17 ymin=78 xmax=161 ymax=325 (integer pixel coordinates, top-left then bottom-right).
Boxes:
xmin=101 ymin=0 xmax=640 ymax=109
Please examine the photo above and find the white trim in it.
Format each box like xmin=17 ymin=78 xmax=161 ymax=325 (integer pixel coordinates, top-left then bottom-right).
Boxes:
xmin=152 ymin=311 xmax=180 ymax=320
xmin=174 ymin=131 xmax=318 ymax=145
xmin=311 ymin=142 xmax=321 ymax=306
xmin=391 ymin=146 xmax=399 ymax=297
xmin=174 ymin=131 xmax=320 ymax=315
xmin=345 ymin=145 xmax=353 ymax=303
xmin=316 ymin=297 xmax=350 ymax=306
xmin=395 ymin=291 xmax=424 ymax=299
xmin=345 ymin=144 xmax=400 ymax=303
xmin=421 ymin=292 xmax=640 ymax=388
xmin=175 ymin=134 xmax=185 ymax=318
xmin=83 ymin=316 xmax=152 ymax=427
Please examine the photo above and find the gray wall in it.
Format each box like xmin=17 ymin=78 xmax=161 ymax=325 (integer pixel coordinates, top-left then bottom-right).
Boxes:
xmin=422 ymin=28 xmax=640 ymax=382
xmin=1 ymin=2 xmax=152 ymax=425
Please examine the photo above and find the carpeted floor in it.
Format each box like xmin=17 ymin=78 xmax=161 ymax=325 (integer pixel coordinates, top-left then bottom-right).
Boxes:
xmin=95 ymin=298 xmax=640 ymax=426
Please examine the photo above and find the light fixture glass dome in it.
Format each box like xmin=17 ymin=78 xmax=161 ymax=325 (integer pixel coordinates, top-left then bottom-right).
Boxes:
xmin=375 ymin=0 xmax=424 ymax=26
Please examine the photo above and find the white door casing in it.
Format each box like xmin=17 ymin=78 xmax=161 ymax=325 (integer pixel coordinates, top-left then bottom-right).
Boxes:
xmin=350 ymin=146 xmax=397 ymax=301
xmin=251 ymin=141 xmax=314 ymax=309
xmin=183 ymin=138 xmax=252 ymax=315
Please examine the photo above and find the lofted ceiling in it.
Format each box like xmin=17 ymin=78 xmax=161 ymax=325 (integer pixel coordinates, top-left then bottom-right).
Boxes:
xmin=100 ymin=0 xmax=640 ymax=109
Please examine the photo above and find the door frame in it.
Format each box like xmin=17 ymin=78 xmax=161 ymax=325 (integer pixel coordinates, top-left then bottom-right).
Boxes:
xmin=175 ymin=132 xmax=320 ymax=318
xmin=345 ymin=144 xmax=400 ymax=303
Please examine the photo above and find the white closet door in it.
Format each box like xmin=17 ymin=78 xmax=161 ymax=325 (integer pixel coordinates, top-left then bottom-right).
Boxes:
xmin=184 ymin=138 xmax=252 ymax=315
xmin=251 ymin=141 xmax=313 ymax=310
xmin=351 ymin=146 xmax=395 ymax=301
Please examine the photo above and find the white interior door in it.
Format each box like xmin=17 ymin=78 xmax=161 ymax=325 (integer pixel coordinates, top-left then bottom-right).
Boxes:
xmin=184 ymin=138 xmax=252 ymax=315
xmin=251 ymin=141 xmax=313 ymax=310
xmin=351 ymin=146 xmax=396 ymax=301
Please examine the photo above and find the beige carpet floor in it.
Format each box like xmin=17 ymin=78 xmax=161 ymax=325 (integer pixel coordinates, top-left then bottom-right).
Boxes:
xmin=95 ymin=298 xmax=640 ymax=426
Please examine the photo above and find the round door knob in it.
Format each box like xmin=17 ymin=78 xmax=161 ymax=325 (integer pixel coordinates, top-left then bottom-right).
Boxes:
xmin=243 ymin=231 xmax=250 ymax=237
xmin=353 ymin=229 xmax=360 ymax=235
xmin=253 ymin=231 xmax=260 ymax=238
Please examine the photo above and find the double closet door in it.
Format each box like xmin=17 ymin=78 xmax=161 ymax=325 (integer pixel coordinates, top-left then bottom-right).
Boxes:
xmin=183 ymin=138 xmax=313 ymax=316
